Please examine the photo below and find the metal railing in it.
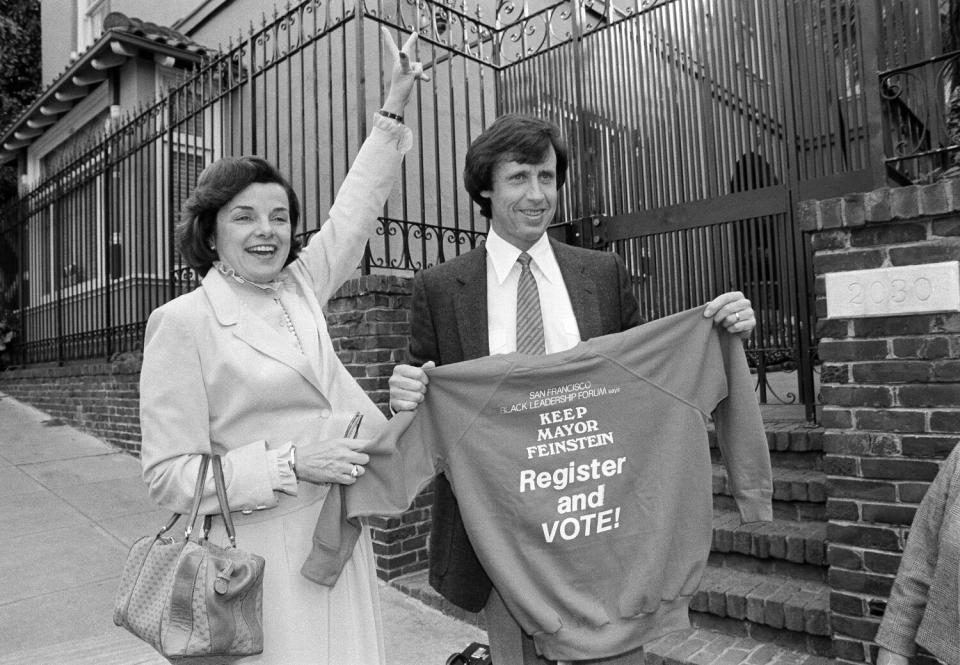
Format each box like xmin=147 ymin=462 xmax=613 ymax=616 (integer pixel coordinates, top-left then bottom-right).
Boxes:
xmin=880 ymin=50 xmax=960 ymax=183
xmin=875 ymin=0 xmax=960 ymax=181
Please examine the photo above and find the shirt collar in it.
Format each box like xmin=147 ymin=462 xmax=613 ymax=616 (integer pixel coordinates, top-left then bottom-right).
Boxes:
xmin=485 ymin=227 xmax=560 ymax=285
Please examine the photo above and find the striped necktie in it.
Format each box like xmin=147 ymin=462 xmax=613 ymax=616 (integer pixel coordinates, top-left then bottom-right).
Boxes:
xmin=516 ymin=252 xmax=545 ymax=354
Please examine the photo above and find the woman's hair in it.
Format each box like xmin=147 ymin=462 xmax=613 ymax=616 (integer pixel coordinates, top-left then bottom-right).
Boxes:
xmin=176 ymin=156 xmax=302 ymax=275
xmin=463 ymin=114 xmax=569 ymax=219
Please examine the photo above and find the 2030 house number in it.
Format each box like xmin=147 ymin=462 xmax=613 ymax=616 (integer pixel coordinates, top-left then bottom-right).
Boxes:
xmin=825 ymin=262 xmax=960 ymax=318
xmin=846 ymin=276 xmax=933 ymax=307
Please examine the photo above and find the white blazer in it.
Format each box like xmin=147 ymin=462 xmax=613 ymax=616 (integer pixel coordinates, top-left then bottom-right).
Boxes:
xmin=140 ymin=118 xmax=412 ymax=518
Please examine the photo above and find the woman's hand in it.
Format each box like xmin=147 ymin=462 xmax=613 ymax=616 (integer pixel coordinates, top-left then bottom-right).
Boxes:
xmin=389 ymin=361 xmax=434 ymax=412
xmin=380 ymin=28 xmax=429 ymax=117
xmin=704 ymin=291 xmax=755 ymax=339
xmin=293 ymin=434 xmax=371 ymax=486
xmin=876 ymin=648 xmax=909 ymax=665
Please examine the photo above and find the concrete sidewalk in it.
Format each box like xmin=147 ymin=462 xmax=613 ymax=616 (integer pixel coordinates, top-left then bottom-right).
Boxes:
xmin=0 ymin=393 xmax=484 ymax=665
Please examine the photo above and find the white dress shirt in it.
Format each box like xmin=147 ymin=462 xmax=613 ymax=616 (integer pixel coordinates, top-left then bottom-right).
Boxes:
xmin=485 ymin=227 xmax=581 ymax=355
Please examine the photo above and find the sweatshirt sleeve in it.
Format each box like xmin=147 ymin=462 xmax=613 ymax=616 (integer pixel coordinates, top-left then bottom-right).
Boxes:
xmin=608 ymin=308 xmax=773 ymax=524
xmin=344 ymin=410 xmax=440 ymax=517
xmin=345 ymin=356 xmax=512 ymax=516
xmin=712 ymin=331 xmax=773 ymax=523
xmin=304 ymin=362 xmax=492 ymax=586
xmin=301 ymin=409 xmax=440 ymax=586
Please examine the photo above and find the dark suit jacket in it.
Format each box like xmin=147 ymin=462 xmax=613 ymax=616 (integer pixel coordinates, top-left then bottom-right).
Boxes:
xmin=408 ymin=238 xmax=642 ymax=612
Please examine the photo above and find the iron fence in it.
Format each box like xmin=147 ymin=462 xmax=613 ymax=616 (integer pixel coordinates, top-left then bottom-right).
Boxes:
xmin=2 ymin=0 xmax=500 ymax=365
xmin=874 ymin=0 xmax=960 ymax=183
xmin=0 ymin=0 xmax=956 ymax=422
xmin=880 ymin=50 xmax=960 ymax=183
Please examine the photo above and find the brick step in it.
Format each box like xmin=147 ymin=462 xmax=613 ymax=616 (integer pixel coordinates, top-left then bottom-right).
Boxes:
xmin=713 ymin=494 xmax=825 ymax=523
xmin=709 ymin=422 xmax=823 ymax=454
xmin=690 ymin=566 xmax=830 ymax=639
xmin=644 ymin=626 xmax=831 ymax=665
xmin=711 ymin=508 xmax=826 ymax=568
xmin=712 ymin=450 xmax=822 ymax=475
xmin=706 ymin=551 xmax=826 ymax=587
xmin=688 ymin=613 xmax=832 ymax=659
xmin=712 ymin=464 xmax=826 ymax=505
xmin=711 ymin=422 xmax=823 ymax=472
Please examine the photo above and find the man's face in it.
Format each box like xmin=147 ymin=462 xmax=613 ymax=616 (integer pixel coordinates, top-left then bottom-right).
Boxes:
xmin=482 ymin=146 xmax=558 ymax=251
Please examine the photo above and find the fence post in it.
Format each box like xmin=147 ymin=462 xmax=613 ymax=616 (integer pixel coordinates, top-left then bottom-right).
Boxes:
xmin=795 ymin=218 xmax=819 ymax=421
xmin=249 ymin=21 xmax=258 ymax=157
xmin=568 ymin=0 xmax=591 ymax=219
xmin=774 ymin=0 xmax=819 ymax=421
xmin=17 ymin=192 xmax=27 ymax=367
xmin=166 ymin=97 xmax=177 ymax=303
xmin=355 ymin=0 xmax=372 ymax=276
xmin=54 ymin=180 xmax=64 ymax=365
xmin=103 ymin=138 xmax=114 ymax=361
xmin=858 ymin=0 xmax=888 ymax=189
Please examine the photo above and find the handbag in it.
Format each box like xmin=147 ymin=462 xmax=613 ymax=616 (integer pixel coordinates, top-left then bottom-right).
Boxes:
xmin=114 ymin=454 xmax=265 ymax=660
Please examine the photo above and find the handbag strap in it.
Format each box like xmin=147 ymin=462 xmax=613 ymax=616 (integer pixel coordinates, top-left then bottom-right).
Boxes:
xmin=210 ymin=454 xmax=239 ymax=548
xmin=156 ymin=512 xmax=181 ymax=538
xmin=180 ymin=454 xmax=240 ymax=547
xmin=183 ymin=454 xmax=211 ymax=540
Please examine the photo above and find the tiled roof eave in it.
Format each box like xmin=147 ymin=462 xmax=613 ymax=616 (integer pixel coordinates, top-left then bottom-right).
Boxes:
xmin=0 ymin=29 xmax=209 ymax=164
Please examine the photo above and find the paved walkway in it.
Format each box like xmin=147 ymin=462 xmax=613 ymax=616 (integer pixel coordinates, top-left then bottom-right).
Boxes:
xmin=0 ymin=393 xmax=484 ymax=665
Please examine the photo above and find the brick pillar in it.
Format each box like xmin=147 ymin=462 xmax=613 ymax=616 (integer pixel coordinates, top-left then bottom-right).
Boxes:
xmin=327 ymin=274 xmax=431 ymax=580
xmin=800 ymin=180 xmax=960 ymax=663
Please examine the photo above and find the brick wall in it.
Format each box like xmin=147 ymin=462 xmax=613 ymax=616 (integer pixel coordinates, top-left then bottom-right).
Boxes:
xmin=327 ymin=274 xmax=415 ymax=413
xmin=800 ymin=179 xmax=960 ymax=664
xmin=0 ymin=273 xmax=428 ymax=581
xmin=0 ymin=357 xmax=143 ymax=454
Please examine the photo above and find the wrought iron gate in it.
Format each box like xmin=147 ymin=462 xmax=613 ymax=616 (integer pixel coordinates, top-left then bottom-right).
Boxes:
xmin=495 ymin=0 xmax=894 ymax=419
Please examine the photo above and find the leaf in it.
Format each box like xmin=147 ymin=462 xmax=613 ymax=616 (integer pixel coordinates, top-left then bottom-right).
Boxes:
xmin=0 ymin=0 xmax=40 ymax=212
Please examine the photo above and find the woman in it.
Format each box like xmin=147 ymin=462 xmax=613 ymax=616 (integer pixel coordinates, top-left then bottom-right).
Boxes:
xmin=876 ymin=443 xmax=960 ymax=665
xmin=139 ymin=29 xmax=424 ymax=664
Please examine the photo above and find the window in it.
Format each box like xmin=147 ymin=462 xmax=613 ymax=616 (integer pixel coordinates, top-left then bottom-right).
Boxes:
xmin=78 ymin=0 xmax=111 ymax=51
xmin=32 ymin=158 xmax=104 ymax=299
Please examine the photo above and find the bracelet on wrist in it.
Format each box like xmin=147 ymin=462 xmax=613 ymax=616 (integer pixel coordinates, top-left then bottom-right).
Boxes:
xmin=289 ymin=444 xmax=297 ymax=478
xmin=377 ymin=108 xmax=404 ymax=124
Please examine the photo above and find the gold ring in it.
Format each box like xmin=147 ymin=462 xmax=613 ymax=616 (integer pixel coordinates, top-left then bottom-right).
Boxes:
xmin=734 ymin=312 xmax=741 ymax=321
xmin=350 ymin=464 xmax=361 ymax=477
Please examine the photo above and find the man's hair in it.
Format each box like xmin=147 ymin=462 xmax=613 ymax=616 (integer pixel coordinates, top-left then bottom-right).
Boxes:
xmin=463 ymin=114 xmax=569 ymax=219
xmin=176 ymin=156 xmax=303 ymax=275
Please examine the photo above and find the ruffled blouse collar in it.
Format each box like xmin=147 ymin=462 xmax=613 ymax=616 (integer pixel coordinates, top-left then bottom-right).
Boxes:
xmin=212 ymin=260 xmax=288 ymax=293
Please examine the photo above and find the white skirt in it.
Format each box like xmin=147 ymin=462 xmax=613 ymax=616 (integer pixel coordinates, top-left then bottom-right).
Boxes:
xmin=205 ymin=483 xmax=385 ymax=665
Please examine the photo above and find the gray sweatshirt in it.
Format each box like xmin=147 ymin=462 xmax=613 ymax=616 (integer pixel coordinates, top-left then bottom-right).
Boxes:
xmin=309 ymin=306 xmax=773 ymax=661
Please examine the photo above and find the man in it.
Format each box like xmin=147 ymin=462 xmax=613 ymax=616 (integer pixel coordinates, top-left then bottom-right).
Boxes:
xmin=389 ymin=114 xmax=756 ymax=664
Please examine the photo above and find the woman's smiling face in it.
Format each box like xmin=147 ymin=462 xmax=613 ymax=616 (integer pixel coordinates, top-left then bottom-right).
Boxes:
xmin=213 ymin=182 xmax=292 ymax=283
